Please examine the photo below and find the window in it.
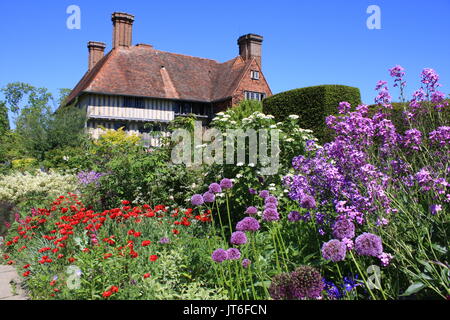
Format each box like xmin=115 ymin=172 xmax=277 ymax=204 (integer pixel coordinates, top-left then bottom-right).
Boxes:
xmin=124 ymin=97 xmax=145 ymax=109
xmin=251 ymin=70 xmax=260 ymax=80
xmin=244 ymin=91 xmax=266 ymax=101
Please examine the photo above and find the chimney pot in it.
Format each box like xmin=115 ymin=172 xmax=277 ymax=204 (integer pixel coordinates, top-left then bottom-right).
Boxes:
xmin=112 ymin=12 xmax=135 ymax=48
xmin=87 ymin=41 xmax=106 ymax=71
xmin=238 ymin=34 xmax=263 ymax=67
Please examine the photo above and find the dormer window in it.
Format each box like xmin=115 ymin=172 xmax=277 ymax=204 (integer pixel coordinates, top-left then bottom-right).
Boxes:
xmin=251 ymin=70 xmax=260 ymax=80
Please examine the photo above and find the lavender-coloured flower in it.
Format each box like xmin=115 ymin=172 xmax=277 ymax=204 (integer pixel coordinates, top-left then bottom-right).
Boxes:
xmin=265 ymin=196 xmax=278 ymax=206
xmin=245 ymin=206 xmax=258 ymax=215
xmin=209 ymin=183 xmax=222 ymax=194
xmin=211 ymin=248 xmax=228 ymax=263
xmin=259 ymin=190 xmax=270 ymax=199
xmin=191 ymin=194 xmax=204 ymax=206
xmin=290 ymin=266 xmax=324 ymax=299
xmin=159 ymin=237 xmax=170 ymax=244
xmin=338 ymin=101 xmax=351 ymax=114
xmin=429 ymin=204 xmax=442 ymax=215
xmin=230 ymin=231 xmax=247 ymax=245
xmin=288 ymin=211 xmax=301 ymax=222
xmin=236 ymin=217 xmax=260 ymax=232
xmin=378 ymin=252 xmax=393 ymax=267
xmin=203 ymin=192 xmax=215 ymax=203
xmin=220 ymin=178 xmax=233 ymax=189
xmin=248 ymin=188 xmax=257 ymax=195
xmin=269 ymin=272 xmax=292 ymax=300
xmin=226 ymin=248 xmax=241 ymax=260
xmin=262 ymin=208 xmax=280 ymax=222
xmin=242 ymin=258 xmax=251 ymax=268
xmin=332 ymin=219 xmax=355 ymax=240
xmin=402 ymin=128 xmax=422 ymax=151
xmin=355 ymin=233 xmax=383 ymax=257
xmin=300 ymin=195 xmax=316 ymax=209
xmin=77 ymin=171 xmax=105 ymax=185
xmin=321 ymin=239 xmax=347 ymax=262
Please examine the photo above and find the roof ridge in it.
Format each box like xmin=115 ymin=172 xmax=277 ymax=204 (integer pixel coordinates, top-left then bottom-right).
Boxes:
xmin=151 ymin=48 xmax=221 ymax=64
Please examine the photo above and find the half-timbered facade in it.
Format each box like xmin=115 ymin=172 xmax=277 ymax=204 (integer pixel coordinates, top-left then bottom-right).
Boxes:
xmin=65 ymin=12 xmax=272 ymax=145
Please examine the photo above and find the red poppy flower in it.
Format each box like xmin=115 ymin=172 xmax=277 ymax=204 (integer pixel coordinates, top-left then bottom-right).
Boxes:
xmin=104 ymin=253 xmax=113 ymax=259
xmin=102 ymin=291 xmax=112 ymax=298
xmin=172 ymin=229 xmax=180 ymax=235
xmin=68 ymin=257 xmax=76 ymax=263
xmin=143 ymin=273 xmax=151 ymax=279
xmin=23 ymin=264 xmax=30 ymax=269
xmin=141 ymin=240 xmax=151 ymax=247
xmin=23 ymin=271 xmax=30 ymax=277
xmin=110 ymin=286 xmax=119 ymax=293
xmin=149 ymin=255 xmax=159 ymax=262
xmin=133 ymin=231 xmax=141 ymax=237
xmin=121 ymin=200 xmax=130 ymax=205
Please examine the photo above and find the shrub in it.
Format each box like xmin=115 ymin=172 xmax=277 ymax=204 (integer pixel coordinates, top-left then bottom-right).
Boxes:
xmin=263 ymin=85 xmax=361 ymax=143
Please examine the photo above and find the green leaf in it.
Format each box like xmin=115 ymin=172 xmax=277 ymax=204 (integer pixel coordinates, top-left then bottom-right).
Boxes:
xmin=431 ymin=243 xmax=447 ymax=255
xmin=400 ymin=282 xmax=425 ymax=296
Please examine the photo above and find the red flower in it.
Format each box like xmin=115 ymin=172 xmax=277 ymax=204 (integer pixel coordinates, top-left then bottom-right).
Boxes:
xmin=50 ymin=280 xmax=56 ymax=286
xmin=141 ymin=240 xmax=151 ymax=247
xmin=68 ymin=257 xmax=76 ymax=263
xmin=110 ymin=286 xmax=119 ymax=293
xmin=122 ymin=200 xmax=130 ymax=205
xmin=133 ymin=232 xmax=141 ymax=237
xmin=172 ymin=229 xmax=180 ymax=235
xmin=149 ymin=255 xmax=159 ymax=262
xmin=104 ymin=253 xmax=113 ymax=259
xmin=23 ymin=264 xmax=30 ymax=269
xmin=143 ymin=273 xmax=151 ymax=279
xmin=23 ymin=271 xmax=31 ymax=277
xmin=102 ymin=291 xmax=112 ymax=298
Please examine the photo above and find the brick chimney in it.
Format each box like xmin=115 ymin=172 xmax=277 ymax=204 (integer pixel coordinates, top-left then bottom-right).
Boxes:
xmin=238 ymin=34 xmax=263 ymax=67
xmin=112 ymin=12 xmax=135 ymax=48
xmin=87 ymin=41 xmax=106 ymax=71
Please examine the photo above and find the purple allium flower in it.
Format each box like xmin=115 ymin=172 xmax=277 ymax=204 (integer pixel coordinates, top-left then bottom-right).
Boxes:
xmin=342 ymin=238 xmax=354 ymax=250
xmin=230 ymin=231 xmax=247 ymax=245
xmin=321 ymin=239 xmax=347 ymax=262
xmin=220 ymin=178 xmax=233 ymax=189
xmin=211 ymin=249 xmax=228 ymax=263
xmin=203 ymin=192 xmax=215 ymax=203
xmin=262 ymin=208 xmax=280 ymax=222
xmin=248 ymin=188 xmax=257 ymax=195
xmin=269 ymin=272 xmax=292 ymax=300
xmin=245 ymin=206 xmax=258 ymax=215
xmin=209 ymin=183 xmax=222 ymax=194
xmin=242 ymin=258 xmax=251 ymax=268
xmin=264 ymin=203 xmax=277 ymax=210
xmin=429 ymin=204 xmax=442 ymax=215
xmin=236 ymin=217 xmax=260 ymax=232
xmin=259 ymin=190 xmax=270 ymax=199
xmin=288 ymin=211 xmax=301 ymax=222
xmin=159 ymin=237 xmax=170 ymax=244
xmin=355 ymin=233 xmax=383 ymax=257
xmin=290 ymin=266 xmax=324 ymax=299
xmin=332 ymin=219 xmax=355 ymax=240
xmin=300 ymin=195 xmax=316 ymax=209
xmin=191 ymin=194 xmax=204 ymax=206
xmin=226 ymin=248 xmax=241 ymax=260
xmin=265 ymin=196 xmax=278 ymax=206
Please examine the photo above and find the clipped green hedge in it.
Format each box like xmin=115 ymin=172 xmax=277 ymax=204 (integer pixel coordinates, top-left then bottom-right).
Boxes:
xmin=263 ymin=85 xmax=361 ymax=143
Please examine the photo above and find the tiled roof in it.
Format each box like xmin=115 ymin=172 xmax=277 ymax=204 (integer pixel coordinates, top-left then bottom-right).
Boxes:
xmin=66 ymin=45 xmax=253 ymax=105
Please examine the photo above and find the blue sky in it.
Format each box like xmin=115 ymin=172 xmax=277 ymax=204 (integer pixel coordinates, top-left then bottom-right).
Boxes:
xmin=1 ymin=0 xmax=449 ymax=116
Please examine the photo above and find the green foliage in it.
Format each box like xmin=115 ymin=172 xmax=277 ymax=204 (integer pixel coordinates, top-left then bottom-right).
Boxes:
xmin=263 ymin=85 xmax=361 ymax=143
xmin=227 ymin=99 xmax=263 ymax=122
xmin=0 ymin=101 xmax=9 ymax=134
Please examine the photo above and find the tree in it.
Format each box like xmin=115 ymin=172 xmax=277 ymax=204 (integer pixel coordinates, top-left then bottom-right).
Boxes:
xmin=0 ymin=101 xmax=9 ymax=134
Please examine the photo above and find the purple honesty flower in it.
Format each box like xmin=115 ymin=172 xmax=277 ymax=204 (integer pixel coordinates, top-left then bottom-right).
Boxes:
xmin=230 ymin=231 xmax=247 ymax=245
xmin=211 ymin=249 xmax=228 ymax=263
xmin=203 ymin=192 xmax=215 ymax=203
xmin=259 ymin=190 xmax=270 ymax=199
xmin=332 ymin=219 xmax=355 ymax=240
xmin=429 ymin=127 xmax=450 ymax=147
xmin=191 ymin=194 xmax=204 ymax=206
xmin=355 ymin=233 xmax=383 ymax=257
xmin=245 ymin=206 xmax=258 ymax=215
xmin=226 ymin=248 xmax=241 ymax=260
xmin=209 ymin=183 xmax=222 ymax=194
xmin=220 ymin=178 xmax=233 ymax=189
xmin=321 ymin=239 xmax=347 ymax=262
xmin=338 ymin=101 xmax=351 ymax=114
xmin=402 ymin=129 xmax=422 ymax=151
xmin=242 ymin=258 xmax=251 ymax=268
xmin=262 ymin=208 xmax=280 ymax=222
xmin=236 ymin=217 xmax=260 ymax=232
xmin=288 ymin=211 xmax=301 ymax=222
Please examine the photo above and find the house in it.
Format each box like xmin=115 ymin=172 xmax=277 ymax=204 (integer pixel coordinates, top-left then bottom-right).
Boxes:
xmin=65 ymin=12 xmax=272 ymax=145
